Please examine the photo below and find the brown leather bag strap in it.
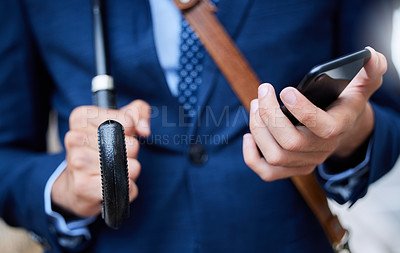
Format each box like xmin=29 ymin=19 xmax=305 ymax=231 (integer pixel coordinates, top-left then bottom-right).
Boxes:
xmin=174 ymin=0 xmax=349 ymax=250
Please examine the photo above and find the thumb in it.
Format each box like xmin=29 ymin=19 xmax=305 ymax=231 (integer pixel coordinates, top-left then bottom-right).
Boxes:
xmin=121 ymin=99 xmax=151 ymax=137
xmin=344 ymin=46 xmax=387 ymax=100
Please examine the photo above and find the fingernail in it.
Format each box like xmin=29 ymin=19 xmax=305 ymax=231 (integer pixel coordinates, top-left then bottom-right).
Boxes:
xmin=366 ymin=46 xmax=378 ymax=67
xmin=281 ymin=90 xmax=297 ymax=106
xmin=250 ymin=99 xmax=259 ymax=113
xmin=258 ymin=84 xmax=269 ymax=98
xmin=243 ymin=134 xmax=251 ymax=147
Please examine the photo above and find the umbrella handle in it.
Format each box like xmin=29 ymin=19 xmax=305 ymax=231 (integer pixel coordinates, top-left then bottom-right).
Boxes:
xmin=91 ymin=0 xmax=130 ymax=229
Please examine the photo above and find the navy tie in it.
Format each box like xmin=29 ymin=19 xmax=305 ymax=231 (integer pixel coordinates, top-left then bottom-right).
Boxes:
xmin=177 ymin=19 xmax=205 ymax=118
xmin=177 ymin=0 xmax=219 ymax=119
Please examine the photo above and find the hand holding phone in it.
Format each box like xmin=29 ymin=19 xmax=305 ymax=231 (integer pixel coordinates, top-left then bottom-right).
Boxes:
xmin=282 ymin=49 xmax=371 ymax=125
xmin=244 ymin=47 xmax=386 ymax=182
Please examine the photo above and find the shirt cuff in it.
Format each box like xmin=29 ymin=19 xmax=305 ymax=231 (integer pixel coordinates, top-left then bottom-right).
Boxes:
xmin=44 ymin=160 xmax=96 ymax=249
xmin=317 ymin=139 xmax=373 ymax=204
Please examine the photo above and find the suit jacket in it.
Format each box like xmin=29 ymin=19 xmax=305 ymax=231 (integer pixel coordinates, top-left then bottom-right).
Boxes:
xmin=0 ymin=0 xmax=399 ymax=252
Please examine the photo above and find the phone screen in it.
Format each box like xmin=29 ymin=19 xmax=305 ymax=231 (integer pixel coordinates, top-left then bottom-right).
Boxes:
xmin=299 ymin=56 xmax=368 ymax=110
xmin=282 ymin=49 xmax=371 ymax=125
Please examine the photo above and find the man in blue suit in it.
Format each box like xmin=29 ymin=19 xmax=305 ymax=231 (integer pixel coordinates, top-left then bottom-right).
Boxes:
xmin=0 ymin=0 xmax=399 ymax=252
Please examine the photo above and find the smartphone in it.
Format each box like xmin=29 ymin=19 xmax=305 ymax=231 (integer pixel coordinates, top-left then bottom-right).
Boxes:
xmin=282 ymin=49 xmax=371 ymax=125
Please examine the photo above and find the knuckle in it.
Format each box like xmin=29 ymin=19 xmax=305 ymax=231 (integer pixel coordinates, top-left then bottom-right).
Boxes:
xmin=321 ymin=128 xmax=336 ymax=140
xmin=69 ymin=107 xmax=86 ymax=127
xmin=258 ymin=106 xmax=270 ymax=119
xmin=128 ymin=99 xmax=150 ymax=115
xmin=70 ymin=106 xmax=98 ymax=129
xmin=281 ymin=136 xmax=301 ymax=152
xmin=69 ymin=157 xmax=83 ymax=170
xmin=64 ymin=131 xmax=74 ymax=150
xmin=243 ymin=155 xmax=255 ymax=168
xmin=265 ymin=151 xmax=284 ymax=167
xmin=249 ymin=117 xmax=257 ymax=132
xmin=320 ymin=122 xmax=341 ymax=139
xmin=129 ymin=183 xmax=139 ymax=201
xmin=243 ymin=152 xmax=258 ymax=169
xmin=380 ymin=55 xmax=388 ymax=74
xmin=299 ymin=166 xmax=315 ymax=176
xmin=70 ymin=106 xmax=83 ymax=119
xmin=128 ymin=159 xmax=141 ymax=179
xmin=249 ymin=117 xmax=263 ymax=133
xmin=68 ymin=151 xmax=89 ymax=170
xmin=258 ymin=107 xmax=274 ymax=127
xmin=72 ymin=177 xmax=86 ymax=197
xmin=377 ymin=76 xmax=383 ymax=88
xmin=121 ymin=107 xmax=140 ymax=125
xmin=299 ymin=110 xmax=317 ymax=126
xmin=318 ymin=142 xmax=335 ymax=153
xmin=64 ymin=131 xmax=85 ymax=149
xmin=126 ymin=137 xmax=139 ymax=157
xmin=249 ymin=120 xmax=258 ymax=133
xmin=260 ymin=170 xmax=276 ymax=182
xmin=316 ymin=155 xmax=329 ymax=165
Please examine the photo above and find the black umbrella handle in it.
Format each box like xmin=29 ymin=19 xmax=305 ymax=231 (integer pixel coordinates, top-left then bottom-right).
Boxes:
xmin=98 ymin=120 xmax=130 ymax=229
xmin=91 ymin=0 xmax=130 ymax=229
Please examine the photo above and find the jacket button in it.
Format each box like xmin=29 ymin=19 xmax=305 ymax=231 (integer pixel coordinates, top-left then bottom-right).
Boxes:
xmin=189 ymin=144 xmax=208 ymax=165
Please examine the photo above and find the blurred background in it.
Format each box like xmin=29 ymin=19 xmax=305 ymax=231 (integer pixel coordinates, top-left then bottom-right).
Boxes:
xmin=0 ymin=5 xmax=400 ymax=253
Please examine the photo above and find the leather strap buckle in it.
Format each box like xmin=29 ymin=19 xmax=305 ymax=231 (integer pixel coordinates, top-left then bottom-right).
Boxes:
xmin=333 ymin=231 xmax=351 ymax=253
xmin=174 ymin=0 xmax=216 ymax=13
xmin=173 ymin=0 xmax=200 ymax=11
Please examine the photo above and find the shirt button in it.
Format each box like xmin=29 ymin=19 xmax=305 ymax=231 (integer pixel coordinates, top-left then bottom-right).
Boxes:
xmin=189 ymin=144 xmax=208 ymax=165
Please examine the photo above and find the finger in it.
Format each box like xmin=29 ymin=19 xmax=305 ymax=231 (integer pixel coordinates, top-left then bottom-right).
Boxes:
xmin=127 ymin=158 xmax=141 ymax=181
xmin=257 ymin=83 xmax=308 ymax=151
xmin=364 ymin=47 xmax=387 ymax=78
xmin=69 ymin=105 xmax=144 ymax=137
xmin=66 ymin=125 xmax=141 ymax=158
xmin=72 ymin=173 xmax=103 ymax=203
xmin=66 ymin=147 xmax=100 ymax=174
xmin=128 ymin=181 xmax=139 ymax=202
xmin=125 ymin=135 xmax=140 ymax=158
xmin=65 ymin=129 xmax=102 ymax=152
xmin=340 ymin=46 xmax=387 ymax=102
xmin=65 ymin=130 xmax=91 ymax=149
xmin=280 ymin=87 xmax=342 ymax=139
xmin=313 ymin=47 xmax=387 ymax=137
xmin=121 ymin=100 xmax=151 ymax=137
xmin=243 ymin=134 xmax=314 ymax=181
xmin=70 ymin=173 xmax=102 ymax=216
xmin=255 ymin=86 xmax=337 ymax=152
xmin=249 ymin=104 xmax=330 ymax=166
xmin=242 ymin=133 xmax=269 ymax=175
xmin=69 ymin=106 xmax=117 ymax=130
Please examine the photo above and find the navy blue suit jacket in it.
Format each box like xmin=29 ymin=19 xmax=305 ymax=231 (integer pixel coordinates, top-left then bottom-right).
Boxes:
xmin=1 ymin=0 xmax=400 ymax=252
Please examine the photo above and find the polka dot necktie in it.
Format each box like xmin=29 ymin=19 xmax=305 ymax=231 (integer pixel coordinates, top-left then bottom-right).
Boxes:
xmin=177 ymin=19 xmax=205 ymax=118
xmin=177 ymin=0 xmax=219 ymax=119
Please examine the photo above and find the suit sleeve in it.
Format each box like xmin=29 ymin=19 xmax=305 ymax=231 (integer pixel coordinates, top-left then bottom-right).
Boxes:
xmin=0 ymin=0 xmax=68 ymax=251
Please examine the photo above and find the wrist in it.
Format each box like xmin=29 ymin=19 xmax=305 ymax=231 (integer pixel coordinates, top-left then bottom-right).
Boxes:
xmin=51 ymin=169 xmax=72 ymax=214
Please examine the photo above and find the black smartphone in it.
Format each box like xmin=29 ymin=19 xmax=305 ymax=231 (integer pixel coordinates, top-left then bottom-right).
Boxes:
xmin=282 ymin=49 xmax=371 ymax=125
